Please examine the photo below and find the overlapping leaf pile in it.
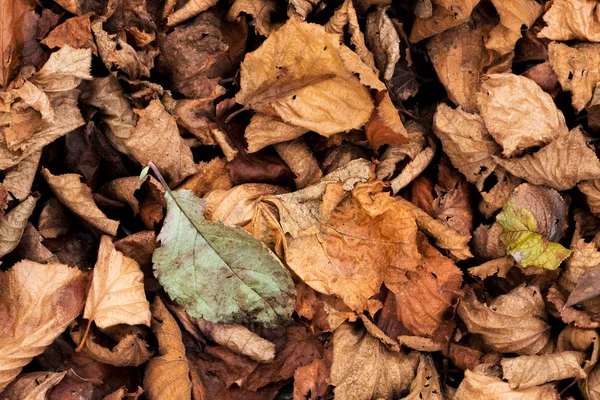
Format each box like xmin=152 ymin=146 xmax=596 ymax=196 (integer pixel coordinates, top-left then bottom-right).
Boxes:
xmin=3 ymin=0 xmax=600 ymax=398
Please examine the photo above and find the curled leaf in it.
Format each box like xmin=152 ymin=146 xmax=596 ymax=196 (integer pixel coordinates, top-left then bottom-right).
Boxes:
xmin=0 ymin=194 xmax=37 ymax=257
xmin=538 ymin=0 xmax=600 ymax=42
xmin=501 ymin=352 xmax=586 ymax=389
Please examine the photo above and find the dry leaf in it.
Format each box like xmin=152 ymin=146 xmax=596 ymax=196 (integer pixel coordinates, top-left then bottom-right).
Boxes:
xmin=293 ymin=350 xmax=331 ymax=400
xmin=236 ymin=19 xmax=384 ymax=137
xmin=124 ymin=99 xmax=197 ymax=186
xmin=41 ymin=15 xmax=97 ymax=54
xmin=1 ymin=151 xmax=41 ymax=201
xmin=13 ymin=223 xmax=56 ymax=264
xmin=457 ymin=285 xmax=551 ymax=355
xmin=478 ymin=73 xmax=568 ymax=157
xmin=0 ymin=261 xmax=87 ymax=391
xmin=501 ymin=352 xmax=586 ymax=389
xmin=401 ymin=354 xmax=442 ymax=400
xmin=548 ymin=42 xmax=600 ymax=112
xmin=365 ymin=91 xmax=409 ymax=150
xmin=566 ymin=264 xmax=600 ymax=307
xmin=166 ymin=0 xmax=219 ymax=27
xmin=294 ymin=281 xmax=357 ymax=333
xmin=1 ymin=371 xmax=67 ymax=400
xmin=0 ymin=194 xmax=37 ymax=257
xmin=557 ymin=325 xmax=599 ymax=373
xmin=390 ymin=145 xmax=435 ymax=194
xmin=473 ymin=222 xmax=506 ymax=260
xmin=366 ymin=6 xmax=400 ymax=82
xmin=468 ymin=257 xmax=514 ymax=279
xmin=330 ymin=323 xmax=419 ymax=399
xmin=227 ymin=0 xmax=276 ymax=36
xmin=579 ymin=179 xmax=600 ymax=216
xmin=144 ymin=297 xmax=192 ymax=400
xmin=538 ymin=0 xmax=600 ymax=42
xmin=42 ymin=168 xmax=119 ymax=235
xmin=486 ymin=0 xmax=542 ymax=56
xmin=274 ymin=138 xmax=323 ymax=189
xmin=522 ymin=62 xmax=560 ymax=96
xmin=103 ymin=386 xmax=144 ymax=400
xmin=478 ymin=167 xmax=521 ymax=219
xmin=100 ymin=176 xmax=163 ymax=215
xmin=244 ymin=114 xmax=307 ymax=153
xmin=82 ymin=236 xmax=150 ymax=335
xmin=0 ymin=0 xmax=35 ymax=87
xmin=409 ymin=0 xmax=480 ymax=43
xmin=434 ymin=178 xmax=473 ymax=236
xmin=38 ymin=197 xmax=71 ymax=239
xmin=196 ymin=319 xmax=276 ymax=362
xmin=495 ymin=127 xmax=600 ymax=191
xmin=178 ymin=157 xmax=233 ymax=199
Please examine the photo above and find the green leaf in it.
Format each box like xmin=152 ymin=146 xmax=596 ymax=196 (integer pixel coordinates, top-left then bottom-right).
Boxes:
xmin=139 ymin=166 xmax=150 ymax=181
xmin=496 ymin=184 xmax=572 ymax=270
xmin=152 ymin=190 xmax=296 ymax=327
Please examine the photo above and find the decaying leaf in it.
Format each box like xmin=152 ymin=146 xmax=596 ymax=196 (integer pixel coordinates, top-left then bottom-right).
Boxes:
xmin=38 ymin=197 xmax=71 ymax=239
xmin=457 ymin=285 xmax=551 ymax=355
xmin=402 ymin=354 xmax=442 ymax=400
xmin=42 ymin=168 xmax=119 ymax=235
xmin=365 ymin=5 xmax=400 ymax=82
xmin=538 ymin=0 xmax=600 ymax=42
xmin=293 ymin=349 xmax=332 ymax=400
xmin=0 ymin=261 xmax=87 ymax=391
xmin=390 ymin=145 xmax=435 ymax=194
xmin=330 ymin=323 xmax=419 ymax=400
xmin=166 ymin=0 xmax=219 ymax=27
xmin=566 ymin=264 xmax=600 ymax=307
xmin=0 ymin=194 xmax=37 ymax=257
xmin=41 ymin=15 xmax=97 ymax=54
xmin=1 ymin=371 xmax=67 ymax=400
xmin=274 ymin=138 xmax=322 ymax=189
xmin=144 ymin=297 xmax=192 ymax=400
xmin=409 ymin=0 xmax=480 ymax=43
xmin=501 ymin=352 xmax=586 ymax=389
xmin=244 ymin=114 xmax=307 ymax=153
xmin=100 ymin=176 xmax=163 ymax=215
xmin=468 ymin=257 xmax=514 ymax=279
xmin=486 ymin=0 xmax=542 ymax=56
xmin=227 ymin=0 xmax=276 ymax=36
xmin=0 ymin=0 xmax=35 ymax=87
xmin=1 ymin=151 xmax=40 ymax=201
xmin=579 ymin=179 xmax=600 ymax=216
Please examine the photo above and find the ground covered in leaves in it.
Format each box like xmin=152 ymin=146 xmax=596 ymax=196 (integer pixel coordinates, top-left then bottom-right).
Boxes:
xmin=3 ymin=0 xmax=600 ymax=398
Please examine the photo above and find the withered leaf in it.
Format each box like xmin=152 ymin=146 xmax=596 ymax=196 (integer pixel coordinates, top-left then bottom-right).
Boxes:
xmin=0 ymin=0 xmax=35 ymax=87
xmin=14 ymin=223 xmax=56 ymax=264
xmin=501 ymin=352 xmax=586 ymax=389
xmin=0 ymin=194 xmax=37 ymax=257
xmin=365 ymin=91 xmax=408 ymax=150
xmin=42 ymin=168 xmax=119 ymax=235
xmin=293 ymin=350 xmax=331 ymax=400
xmin=244 ymin=114 xmax=307 ymax=153
xmin=409 ymin=0 xmax=480 ymax=43
xmin=227 ymin=0 xmax=276 ymax=36
xmin=38 ymin=198 xmax=71 ymax=239
xmin=566 ymin=264 xmax=600 ymax=307
xmin=538 ymin=0 xmax=600 ymax=42
xmin=330 ymin=323 xmax=419 ymax=399
xmin=579 ymin=179 xmax=600 ymax=216
xmin=41 ymin=15 xmax=97 ymax=54
xmin=468 ymin=257 xmax=514 ymax=279
xmin=177 ymin=157 xmax=232 ymax=199
xmin=390 ymin=145 xmax=435 ymax=194
xmin=401 ymin=354 xmax=442 ymax=400
xmin=274 ymin=138 xmax=323 ymax=189
xmin=1 ymin=151 xmax=40 ymax=201
xmin=365 ymin=6 xmax=400 ymax=82
xmin=100 ymin=176 xmax=163 ymax=215
xmin=478 ymin=73 xmax=567 ymax=157
xmin=486 ymin=0 xmax=542 ymax=56
xmin=1 ymin=371 xmax=67 ymax=400
xmin=0 ymin=261 xmax=87 ymax=391
xmin=166 ymin=0 xmax=219 ymax=27
xmin=457 ymin=285 xmax=551 ymax=355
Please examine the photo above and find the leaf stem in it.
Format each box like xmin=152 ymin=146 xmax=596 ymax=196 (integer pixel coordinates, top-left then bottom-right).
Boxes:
xmin=147 ymin=162 xmax=173 ymax=197
xmin=75 ymin=319 xmax=92 ymax=352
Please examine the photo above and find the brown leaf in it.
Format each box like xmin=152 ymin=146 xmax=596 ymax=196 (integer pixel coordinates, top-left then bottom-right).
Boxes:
xmin=144 ymin=297 xmax=192 ymax=400
xmin=0 ymin=261 xmax=87 ymax=391
xmin=409 ymin=175 xmax=436 ymax=217
xmin=124 ymin=99 xmax=198 ymax=186
xmin=454 ymin=368 xmax=559 ymax=399
xmin=501 ymin=352 xmax=586 ymax=389
xmin=274 ymin=138 xmax=323 ymax=189
xmin=390 ymin=145 xmax=435 ymax=194
xmin=293 ymin=348 xmax=332 ymax=400
xmin=236 ymin=19 xmax=384 ymax=137
xmin=365 ymin=6 xmax=400 ymax=82
xmin=38 ymin=198 xmax=71 ymax=239
xmin=485 ymin=0 xmax=542 ymax=56
xmin=579 ymin=179 xmax=600 ymax=216
xmin=178 ymin=157 xmax=233 ymax=198
xmin=434 ymin=179 xmax=473 ymax=236
xmin=478 ymin=168 xmax=521 ymax=219
xmin=376 ymin=120 xmax=428 ymax=180
xmin=103 ymin=386 xmax=143 ymax=400
xmin=472 ymin=222 xmax=507 ymax=261
xmin=196 ymin=319 xmax=276 ymax=362
xmin=457 ymin=285 xmax=551 ymax=355
xmin=42 ymin=15 xmax=97 ymax=54
xmin=1 ymin=151 xmax=40 ymax=201
xmin=227 ymin=0 xmax=276 ymax=36
xmin=582 ymin=364 xmax=600 ymax=400
xmin=409 ymin=0 xmax=481 ymax=43
xmin=100 ymin=176 xmax=163 ymax=215
xmin=365 ymin=91 xmax=409 ymax=150
xmin=172 ymin=98 xmax=216 ymax=146
xmin=1 ymin=371 xmax=67 ymax=400
xmin=401 ymin=354 xmax=442 ymax=400
xmin=522 ymin=62 xmax=560 ymax=96
xmin=13 ymin=223 xmax=57 ymax=264
xmin=244 ymin=114 xmax=307 ymax=153
xmin=0 ymin=0 xmax=35 ymax=87
xmin=330 ymin=323 xmax=419 ymax=399
xmin=566 ymin=264 xmax=600 ymax=307
xmin=42 ymin=168 xmax=119 ymax=235
xmin=557 ymin=325 xmax=599 ymax=373
xmin=294 ymin=282 xmax=357 ymax=333
xmin=548 ymin=42 xmax=600 ymax=112
xmin=166 ymin=0 xmax=219 ymax=27
xmin=538 ymin=0 xmax=600 ymax=42
xmin=495 ymin=126 xmax=600 ymax=191
xmin=478 ymin=73 xmax=568 ymax=157
xmin=0 ymin=194 xmax=37 ymax=257
xmin=468 ymin=257 xmax=515 ymax=279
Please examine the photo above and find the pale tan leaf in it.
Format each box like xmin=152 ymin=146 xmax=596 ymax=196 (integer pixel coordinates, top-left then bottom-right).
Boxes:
xmin=391 ymin=145 xmax=435 ymax=194
xmin=144 ymin=297 xmax=192 ymax=400
xmin=38 ymin=197 xmax=71 ymax=239
xmin=409 ymin=0 xmax=480 ymax=43
xmin=244 ymin=113 xmax=307 ymax=153
xmin=14 ymin=223 xmax=57 ymax=264
xmin=31 ymin=46 xmax=92 ymax=92
xmin=12 ymin=81 xmax=53 ymax=121
xmin=227 ymin=0 xmax=276 ymax=36
xmin=582 ymin=364 xmax=600 ymax=400
xmin=287 ymin=0 xmax=320 ymax=20
xmin=557 ymin=325 xmax=599 ymax=373
xmin=0 ymin=194 xmax=37 ymax=257
xmin=42 ymin=168 xmax=119 ymax=235
xmin=236 ymin=19 xmax=383 ymax=136
xmin=486 ymin=0 xmax=542 ymax=56
xmin=495 ymin=127 xmax=600 ymax=191
xmin=1 ymin=371 xmax=67 ymax=400
xmin=548 ymin=42 xmax=600 ymax=112
xmin=0 ymin=261 xmax=87 ymax=391
xmin=579 ymin=179 xmax=600 ymax=216
xmin=196 ymin=319 xmax=276 ymax=362
xmin=376 ymin=120 xmax=427 ymax=180
xmin=0 ymin=0 xmax=35 ymax=87
xmin=331 ymin=323 xmax=418 ymax=399
xmin=166 ymin=0 xmax=219 ymax=27
xmin=478 ymin=73 xmax=568 ymax=157
xmin=1 ymin=151 xmax=40 ymax=201
xmin=397 ymin=336 xmax=444 ymax=352
xmin=366 ymin=6 xmax=400 ymax=82
xmin=210 ymin=127 xmax=238 ymax=162
xmin=538 ymin=0 xmax=600 ymax=42
xmin=468 ymin=257 xmax=514 ymax=279
xmin=124 ymin=99 xmax=198 ymax=186
xmin=401 ymin=354 xmax=442 ymax=400
xmin=83 ymin=236 xmax=150 ymax=329
xmin=501 ymin=352 xmax=586 ymax=389
xmin=100 ymin=176 xmax=163 ymax=215
xmin=274 ymin=138 xmax=323 ymax=189
xmin=457 ymin=285 xmax=550 ymax=355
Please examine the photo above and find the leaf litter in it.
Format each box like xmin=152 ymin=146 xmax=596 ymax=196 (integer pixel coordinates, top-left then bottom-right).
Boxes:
xmin=3 ymin=0 xmax=600 ymax=399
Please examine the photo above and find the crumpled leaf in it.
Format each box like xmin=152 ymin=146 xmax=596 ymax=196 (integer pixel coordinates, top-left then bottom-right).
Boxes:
xmin=144 ymin=297 xmax=192 ymax=400
xmin=579 ymin=179 xmax=600 ymax=216
xmin=1 ymin=151 xmax=40 ymax=201
xmin=566 ymin=264 xmax=600 ymax=307
xmin=196 ymin=318 xmax=276 ymax=362
xmin=274 ymin=138 xmax=322 ymax=189
xmin=365 ymin=91 xmax=408 ymax=150
xmin=41 ymin=15 xmax=97 ymax=54
xmin=236 ymin=19 xmax=384 ymax=137
xmin=30 ymin=45 xmax=91 ymax=92
xmin=501 ymin=352 xmax=586 ymax=389
xmin=1 ymin=371 xmax=67 ymax=400
xmin=124 ymin=99 xmax=197 ymax=186
xmin=366 ymin=6 xmax=400 ymax=82
xmin=82 ymin=236 xmax=150 ymax=333
xmin=287 ymin=0 xmax=321 ymax=20
xmin=485 ymin=0 xmax=542 ymax=56
xmin=166 ymin=0 xmax=219 ymax=27
xmin=100 ymin=176 xmax=163 ymax=215
xmin=103 ymin=386 xmax=143 ymax=400
xmin=42 ymin=168 xmax=119 ymax=235
xmin=496 ymin=127 xmax=600 ymax=191
xmin=330 ymin=323 xmax=419 ymax=400
xmin=538 ymin=0 xmax=600 ymax=42
xmin=390 ymin=144 xmax=435 ymax=194
xmin=244 ymin=114 xmax=307 ymax=153
xmin=14 ymin=223 xmax=57 ymax=264
xmin=227 ymin=0 xmax=276 ymax=36
xmin=454 ymin=367 xmax=559 ymax=400
xmin=294 ymin=281 xmax=357 ymax=333
xmin=457 ymin=285 xmax=551 ymax=355
xmin=178 ymin=157 xmax=232 ymax=199
xmin=478 ymin=73 xmax=568 ymax=157
xmin=548 ymin=42 xmax=600 ymax=112
xmin=468 ymin=257 xmax=514 ymax=279
xmin=38 ymin=197 xmax=71 ymax=239
xmin=0 ymin=261 xmax=87 ymax=391
xmin=401 ymin=354 xmax=442 ymax=400
xmin=434 ymin=177 xmax=473 ymax=236
xmin=0 ymin=0 xmax=35 ymax=87
xmin=478 ymin=167 xmax=522 ymax=219
xmin=409 ymin=0 xmax=481 ymax=43
xmin=0 ymin=194 xmax=37 ymax=257
xmin=496 ymin=183 xmax=571 ymax=270
xmin=293 ymin=349 xmax=331 ymax=400
xmin=153 ymin=189 xmax=296 ymax=327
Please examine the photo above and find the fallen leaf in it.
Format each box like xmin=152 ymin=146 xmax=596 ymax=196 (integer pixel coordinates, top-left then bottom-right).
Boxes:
xmin=390 ymin=145 xmax=435 ymax=194
xmin=0 ymin=261 xmax=87 ymax=391
xmin=496 ymin=183 xmax=571 ymax=270
xmin=501 ymin=351 xmax=586 ymax=389
xmin=38 ymin=198 xmax=71 ymax=239
xmin=478 ymin=167 xmax=522 ymax=219
xmin=0 ymin=0 xmax=35 ymax=87
xmin=0 ymin=194 xmax=37 ymax=257
xmin=144 ymin=297 xmax=192 ymax=400
xmin=227 ymin=0 xmax=276 ymax=36
xmin=548 ymin=42 xmax=600 ymax=112
xmin=1 ymin=151 xmax=40 ymax=201
xmin=579 ymin=180 xmax=600 ymax=216
xmin=178 ymin=157 xmax=233 ymax=198
xmin=409 ymin=175 xmax=436 ymax=217
xmin=293 ymin=348 xmax=331 ymax=400
xmin=166 ymin=0 xmax=219 ymax=27
xmin=153 ymin=189 xmax=296 ymax=326
xmin=103 ymin=386 xmax=143 ymax=400
xmin=236 ymin=19 xmax=384 ymax=136
xmin=522 ymin=61 xmax=560 ymax=96
xmin=196 ymin=319 xmax=276 ymax=362
xmin=468 ymin=257 xmax=514 ymax=279
xmin=100 ymin=176 xmax=163 ymax=215
xmin=538 ymin=0 xmax=600 ymax=42
xmin=13 ymin=223 xmax=56 ymax=264
xmin=365 ymin=6 xmax=400 ymax=82
xmin=274 ymin=138 xmax=323 ymax=189
xmin=1 ymin=371 xmax=67 ymax=400
xmin=294 ymin=281 xmax=357 ymax=333
xmin=330 ymin=323 xmax=419 ymax=399
xmin=365 ymin=91 xmax=409 ymax=150
xmin=478 ymin=73 xmax=567 ymax=157
xmin=457 ymin=285 xmax=551 ymax=355
xmin=485 ymin=0 xmax=542 ymax=56
xmin=434 ymin=178 xmax=473 ymax=236
xmin=582 ymin=364 xmax=600 ymax=400
xmin=472 ymin=222 xmax=507 ymax=261
xmin=42 ymin=168 xmax=119 ymax=235
xmin=557 ymin=325 xmax=599 ymax=373
xmin=41 ymin=15 xmax=97 ymax=54
xmin=401 ymin=354 xmax=442 ymax=400
xmin=244 ymin=114 xmax=307 ymax=153
xmin=495 ymin=127 xmax=600 ymax=191
xmin=409 ymin=0 xmax=481 ymax=43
